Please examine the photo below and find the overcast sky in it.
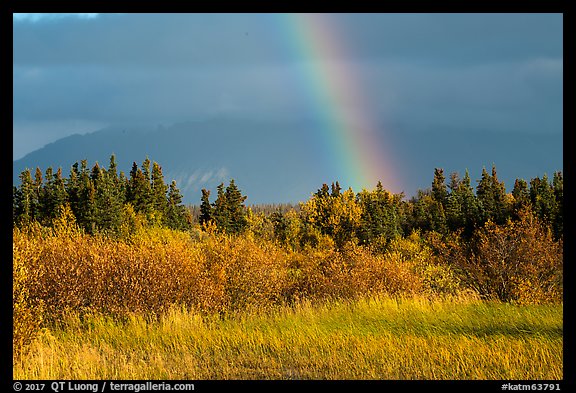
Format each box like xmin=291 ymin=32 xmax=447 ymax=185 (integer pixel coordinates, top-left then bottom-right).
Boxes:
xmin=13 ymin=13 xmax=562 ymax=195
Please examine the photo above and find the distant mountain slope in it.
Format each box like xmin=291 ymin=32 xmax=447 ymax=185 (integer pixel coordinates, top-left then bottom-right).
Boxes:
xmin=13 ymin=118 xmax=329 ymax=204
xmin=13 ymin=117 xmax=562 ymax=204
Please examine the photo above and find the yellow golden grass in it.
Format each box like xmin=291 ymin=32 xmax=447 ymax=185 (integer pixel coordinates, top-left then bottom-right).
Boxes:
xmin=14 ymin=296 xmax=562 ymax=380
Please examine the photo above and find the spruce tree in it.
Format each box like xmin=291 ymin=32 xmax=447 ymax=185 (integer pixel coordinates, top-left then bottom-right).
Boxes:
xmin=199 ymin=189 xmax=213 ymax=226
xmin=151 ymin=162 xmax=168 ymax=218
xmin=14 ymin=169 xmax=34 ymax=224
xmin=76 ymin=165 xmax=97 ymax=233
xmin=225 ymin=179 xmax=248 ymax=234
xmin=431 ymin=168 xmax=448 ymax=210
xmin=476 ymin=167 xmax=494 ymax=224
xmin=127 ymin=161 xmax=152 ymax=215
xmin=460 ymin=169 xmax=480 ymax=236
xmin=38 ymin=167 xmax=53 ymax=224
xmin=142 ymin=157 xmax=151 ymax=184
xmin=512 ymin=178 xmax=530 ymax=219
xmin=490 ymin=165 xmax=509 ymax=225
xmin=212 ymin=183 xmax=229 ymax=231
xmin=118 ymin=170 xmax=128 ymax=204
xmin=446 ymin=172 xmax=463 ymax=232
xmin=476 ymin=165 xmax=508 ymax=225
xmin=40 ymin=167 xmax=68 ymax=224
xmin=32 ymin=167 xmax=44 ymax=222
xmin=54 ymin=168 xmax=68 ymax=209
xmin=92 ymin=162 xmax=123 ymax=232
xmin=107 ymin=154 xmax=125 ymax=205
xmin=445 ymin=169 xmax=479 ymax=236
xmin=165 ymin=180 xmax=189 ymax=230
xmin=530 ymin=174 xmax=556 ymax=228
xmin=108 ymin=154 xmax=119 ymax=181
xmin=358 ymin=182 xmax=403 ymax=244
xmin=66 ymin=162 xmax=81 ymax=220
xmin=90 ymin=162 xmax=101 ymax=183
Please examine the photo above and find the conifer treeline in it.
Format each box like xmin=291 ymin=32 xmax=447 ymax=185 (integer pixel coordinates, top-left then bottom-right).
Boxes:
xmin=194 ymin=165 xmax=562 ymax=248
xmin=408 ymin=166 xmax=563 ymax=240
xmin=198 ymin=179 xmax=248 ymax=234
xmin=13 ymin=155 xmax=191 ymax=233
xmin=265 ymin=165 xmax=562 ymax=249
xmin=13 ymin=156 xmax=563 ymax=244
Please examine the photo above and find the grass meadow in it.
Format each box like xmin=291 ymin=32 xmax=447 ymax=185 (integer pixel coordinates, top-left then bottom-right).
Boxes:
xmin=14 ymin=296 xmax=562 ymax=380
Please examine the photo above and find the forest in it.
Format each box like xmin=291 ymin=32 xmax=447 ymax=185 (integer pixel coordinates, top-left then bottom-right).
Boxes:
xmin=13 ymin=155 xmax=563 ymax=379
xmin=13 ymin=154 xmax=563 ymax=241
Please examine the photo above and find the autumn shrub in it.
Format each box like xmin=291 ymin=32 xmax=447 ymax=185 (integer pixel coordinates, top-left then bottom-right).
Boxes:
xmin=282 ymin=239 xmax=426 ymax=304
xmin=195 ymin=233 xmax=290 ymax=314
xmin=21 ymin=213 xmax=205 ymax=322
xmin=383 ymin=231 xmax=463 ymax=297
xmin=18 ymin=221 xmax=292 ymax=322
xmin=16 ymin=220 xmax=463 ymax=339
xmin=439 ymin=208 xmax=563 ymax=304
xmin=13 ymin=224 xmax=45 ymax=357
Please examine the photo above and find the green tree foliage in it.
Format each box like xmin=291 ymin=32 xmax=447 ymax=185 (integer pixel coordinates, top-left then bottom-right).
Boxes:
xmin=431 ymin=168 xmax=448 ymax=210
xmin=199 ymin=189 xmax=213 ymax=227
xmin=208 ymin=180 xmax=249 ymax=234
xmin=39 ymin=167 xmax=68 ymax=225
xmin=410 ymin=189 xmax=448 ymax=234
xmin=526 ymin=173 xmax=562 ymax=239
xmin=126 ymin=162 xmax=153 ymax=215
xmin=511 ymin=178 xmax=530 ymax=219
xmin=331 ymin=181 xmax=342 ymax=197
xmin=165 ymin=180 xmax=190 ymax=230
xmin=357 ymin=181 xmax=404 ymax=244
xmin=446 ymin=170 xmax=480 ymax=236
xmin=212 ymin=183 xmax=229 ymax=231
xmin=77 ymin=165 xmax=97 ymax=233
xmin=14 ymin=169 xmax=34 ymax=225
xmin=66 ymin=163 xmax=81 ymax=222
xmin=108 ymin=154 xmax=126 ymax=206
xmin=476 ymin=165 xmax=509 ymax=225
xmin=151 ymin=162 xmax=168 ymax=218
xmin=91 ymin=162 xmax=123 ymax=232
xmin=13 ymin=155 xmax=191 ymax=234
xmin=225 ymin=179 xmax=248 ymax=234
xmin=13 ymin=159 xmax=563 ymax=251
xmin=32 ymin=168 xmax=44 ymax=222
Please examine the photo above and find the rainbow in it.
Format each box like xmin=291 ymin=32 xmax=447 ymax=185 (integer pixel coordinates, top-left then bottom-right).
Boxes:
xmin=281 ymin=13 xmax=404 ymax=194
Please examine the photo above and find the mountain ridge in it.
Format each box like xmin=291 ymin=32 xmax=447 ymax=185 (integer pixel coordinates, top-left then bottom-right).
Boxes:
xmin=13 ymin=118 xmax=563 ymax=204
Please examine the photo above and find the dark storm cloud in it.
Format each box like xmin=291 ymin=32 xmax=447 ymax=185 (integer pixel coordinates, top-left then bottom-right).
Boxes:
xmin=334 ymin=13 xmax=562 ymax=65
xmin=359 ymin=57 xmax=562 ymax=134
xmin=13 ymin=13 xmax=562 ymax=165
xmin=14 ymin=13 xmax=562 ymax=67
xmin=13 ymin=13 xmax=292 ymax=67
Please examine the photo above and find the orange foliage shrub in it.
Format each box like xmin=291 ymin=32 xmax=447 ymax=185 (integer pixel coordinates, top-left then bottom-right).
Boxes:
xmin=13 ymin=224 xmax=44 ymax=357
xmin=436 ymin=208 xmax=563 ymax=304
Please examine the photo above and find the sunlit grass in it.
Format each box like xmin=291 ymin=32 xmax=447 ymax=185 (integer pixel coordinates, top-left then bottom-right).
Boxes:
xmin=14 ymin=295 xmax=562 ymax=380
